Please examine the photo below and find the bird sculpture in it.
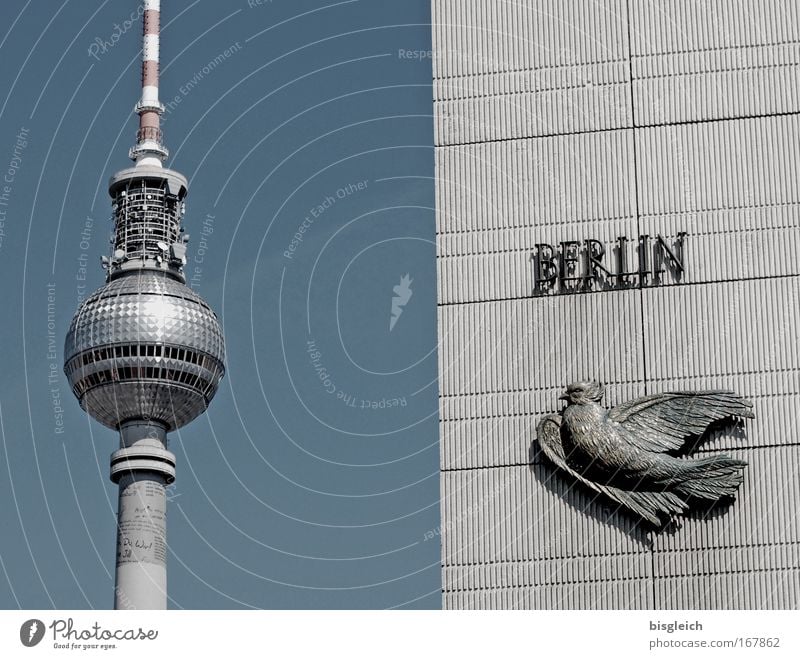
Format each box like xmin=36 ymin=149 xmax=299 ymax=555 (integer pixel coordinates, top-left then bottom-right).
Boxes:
xmin=536 ymin=381 xmax=754 ymax=525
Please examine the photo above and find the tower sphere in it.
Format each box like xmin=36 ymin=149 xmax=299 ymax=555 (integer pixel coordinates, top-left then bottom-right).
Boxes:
xmin=64 ymin=271 xmax=225 ymax=431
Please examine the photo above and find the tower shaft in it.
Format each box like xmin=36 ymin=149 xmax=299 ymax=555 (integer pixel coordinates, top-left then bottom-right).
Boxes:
xmin=114 ymin=474 xmax=169 ymax=609
xmin=112 ymin=422 xmax=175 ymax=610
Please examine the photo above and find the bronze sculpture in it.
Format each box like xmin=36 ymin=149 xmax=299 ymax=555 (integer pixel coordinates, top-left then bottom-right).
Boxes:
xmin=536 ymin=382 xmax=754 ymax=525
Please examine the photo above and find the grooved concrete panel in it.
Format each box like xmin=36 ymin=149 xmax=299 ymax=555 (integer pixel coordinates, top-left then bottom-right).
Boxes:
xmin=441 ymin=465 xmax=653 ymax=609
xmin=433 ymin=0 xmax=800 ymax=609
xmin=637 ymin=116 xmax=800 ymax=214
xmin=436 ymin=129 xmax=636 ymax=235
xmin=651 ymin=447 xmax=800 ymax=609
xmin=631 ymin=1 xmax=800 ymax=125
xmin=642 ymin=279 xmax=800 ymax=382
xmin=438 ymin=292 xmax=644 ymax=395
xmin=432 ymin=0 xmax=632 ymax=143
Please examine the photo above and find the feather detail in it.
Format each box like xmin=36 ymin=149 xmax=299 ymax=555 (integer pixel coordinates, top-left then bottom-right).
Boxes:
xmin=609 ymin=390 xmax=754 ymax=453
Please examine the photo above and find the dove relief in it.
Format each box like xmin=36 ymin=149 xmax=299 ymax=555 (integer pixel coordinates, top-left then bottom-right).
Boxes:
xmin=536 ymin=382 xmax=753 ymax=526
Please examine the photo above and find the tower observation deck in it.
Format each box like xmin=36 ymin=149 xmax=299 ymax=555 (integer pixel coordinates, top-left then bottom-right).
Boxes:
xmin=64 ymin=0 xmax=225 ymax=610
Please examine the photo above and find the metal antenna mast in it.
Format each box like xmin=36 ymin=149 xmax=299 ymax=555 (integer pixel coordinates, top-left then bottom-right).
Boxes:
xmin=131 ymin=0 xmax=167 ymax=166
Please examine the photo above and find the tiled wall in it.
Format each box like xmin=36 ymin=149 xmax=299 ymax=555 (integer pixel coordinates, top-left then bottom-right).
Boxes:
xmin=434 ymin=0 xmax=800 ymax=608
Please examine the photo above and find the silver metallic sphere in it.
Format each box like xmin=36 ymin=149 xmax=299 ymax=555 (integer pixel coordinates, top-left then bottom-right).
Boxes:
xmin=64 ymin=271 xmax=225 ymax=431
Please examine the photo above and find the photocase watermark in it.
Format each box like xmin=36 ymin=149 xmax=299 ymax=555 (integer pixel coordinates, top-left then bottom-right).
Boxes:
xmin=283 ymin=179 xmax=369 ymax=260
xmin=425 ymin=470 xmax=523 ymax=541
xmin=306 ymin=339 xmax=407 ymax=410
xmin=648 ymin=98 xmax=697 ymax=212
xmin=246 ymin=0 xmax=274 ymax=6
xmin=526 ymin=154 xmax=572 ymax=219
xmin=398 ymin=48 xmax=436 ymax=61
xmin=113 ymin=585 xmax=134 ymax=612
xmin=33 ymin=617 xmax=159 ymax=650
xmin=20 ymin=619 xmax=45 ymax=647
xmin=21 ymin=615 xmax=159 ymax=650
xmin=284 ymin=217 xmax=314 ymax=260
xmin=307 ymin=339 xmax=336 ymax=394
xmin=188 ymin=214 xmax=215 ymax=290
xmin=166 ymin=482 xmax=182 ymax=502
xmin=398 ymin=48 xmax=506 ymax=70
xmin=389 ymin=274 xmax=413 ymax=331
xmin=75 ymin=216 xmax=95 ymax=303
xmin=0 ymin=127 xmax=30 ymax=253
xmin=87 ymin=4 xmax=145 ymax=61
xmin=163 ymin=43 xmax=243 ymax=119
xmin=46 ymin=284 xmax=65 ymax=435
xmin=765 ymin=279 xmax=800 ymax=371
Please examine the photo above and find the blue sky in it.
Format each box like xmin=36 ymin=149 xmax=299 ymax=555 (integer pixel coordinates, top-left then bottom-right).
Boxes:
xmin=0 ymin=0 xmax=439 ymax=609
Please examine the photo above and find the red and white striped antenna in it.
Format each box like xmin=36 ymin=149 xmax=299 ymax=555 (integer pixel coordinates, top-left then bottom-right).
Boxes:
xmin=130 ymin=0 xmax=167 ymax=166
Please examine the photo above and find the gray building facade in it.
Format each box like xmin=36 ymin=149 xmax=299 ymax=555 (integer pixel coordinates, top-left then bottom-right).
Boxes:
xmin=433 ymin=0 xmax=800 ymax=608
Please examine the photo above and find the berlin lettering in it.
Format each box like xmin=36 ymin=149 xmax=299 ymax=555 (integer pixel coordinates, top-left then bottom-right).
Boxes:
xmin=533 ymin=233 xmax=687 ymax=294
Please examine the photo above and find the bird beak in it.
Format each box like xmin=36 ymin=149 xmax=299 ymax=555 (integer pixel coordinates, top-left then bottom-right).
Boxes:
xmin=559 ymin=393 xmax=569 ymax=401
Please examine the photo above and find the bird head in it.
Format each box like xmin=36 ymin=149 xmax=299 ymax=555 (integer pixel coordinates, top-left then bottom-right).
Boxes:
xmin=560 ymin=381 xmax=605 ymax=405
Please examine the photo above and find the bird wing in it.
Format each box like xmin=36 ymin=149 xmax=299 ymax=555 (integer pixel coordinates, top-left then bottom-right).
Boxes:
xmin=536 ymin=414 xmax=687 ymax=525
xmin=608 ymin=390 xmax=754 ymax=454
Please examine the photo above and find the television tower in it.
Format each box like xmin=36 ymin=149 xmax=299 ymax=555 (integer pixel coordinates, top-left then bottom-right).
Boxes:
xmin=64 ymin=0 xmax=225 ymax=609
